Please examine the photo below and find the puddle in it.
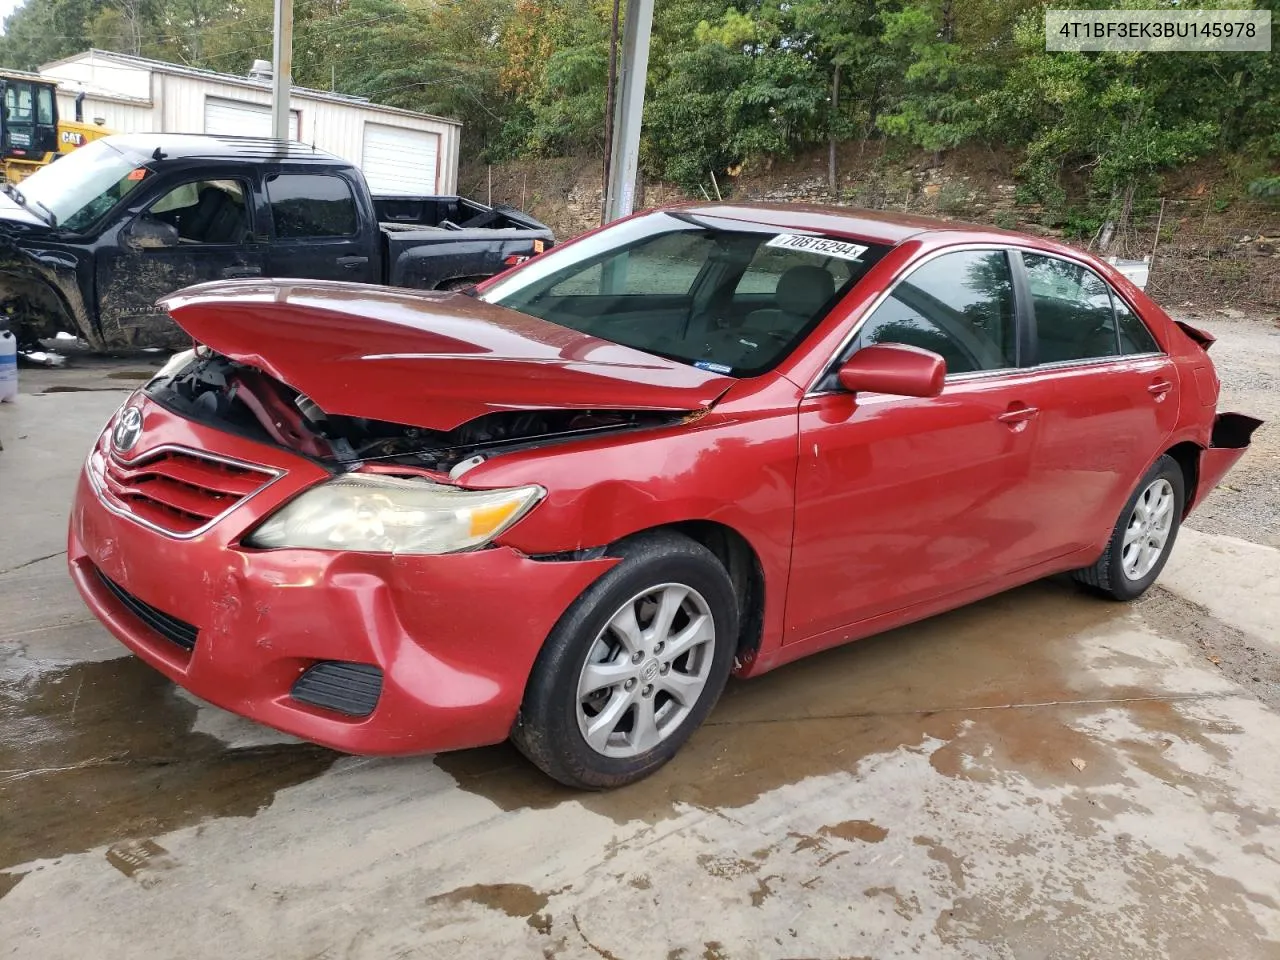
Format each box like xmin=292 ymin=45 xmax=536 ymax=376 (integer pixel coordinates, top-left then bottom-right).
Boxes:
xmin=426 ymin=882 xmax=556 ymax=933
xmin=437 ymin=579 xmax=1132 ymax=821
xmin=0 ymin=657 xmax=336 ymax=871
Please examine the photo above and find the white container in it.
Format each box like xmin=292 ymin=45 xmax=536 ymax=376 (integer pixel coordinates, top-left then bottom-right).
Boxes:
xmin=0 ymin=322 xmax=17 ymax=402
xmin=1107 ymin=255 xmax=1151 ymax=290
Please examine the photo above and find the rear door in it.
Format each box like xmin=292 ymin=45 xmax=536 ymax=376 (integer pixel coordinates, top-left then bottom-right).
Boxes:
xmin=1014 ymin=251 xmax=1179 ymax=552
xmin=96 ymin=174 xmax=263 ymax=344
xmin=263 ymin=171 xmax=378 ymax=284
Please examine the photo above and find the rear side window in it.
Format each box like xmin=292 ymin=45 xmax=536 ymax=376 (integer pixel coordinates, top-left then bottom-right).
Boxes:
xmin=856 ymin=250 xmax=1017 ymax=375
xmin=1023 ymin=254 xmax=1118 ymax=363
xmin=267 ymin=174 xmax=358 ymax=239
xmin=1114 ymin=294 xmax=1160 ymax=354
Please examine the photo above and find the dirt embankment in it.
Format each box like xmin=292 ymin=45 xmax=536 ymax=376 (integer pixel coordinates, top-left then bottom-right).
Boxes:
xmin=461 ymin=146 xmax=1280 ymax=310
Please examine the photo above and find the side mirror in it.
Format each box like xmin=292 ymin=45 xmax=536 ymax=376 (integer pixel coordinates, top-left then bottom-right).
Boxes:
xmin=837 ymin=343 xmax=946 ymax=398
xmin=125 ymin=216 xmax=180 ymax=251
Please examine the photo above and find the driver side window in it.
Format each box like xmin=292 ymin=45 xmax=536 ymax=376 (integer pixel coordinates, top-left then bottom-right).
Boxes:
xmin=855 ymin=250 xmax=1016 ymax=375
xmin=144 ymin=179 xmax=250 ymax=245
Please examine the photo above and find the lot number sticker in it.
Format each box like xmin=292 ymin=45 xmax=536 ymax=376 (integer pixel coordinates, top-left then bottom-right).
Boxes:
xmin=766 ymin=234 xmax=868 ymax=261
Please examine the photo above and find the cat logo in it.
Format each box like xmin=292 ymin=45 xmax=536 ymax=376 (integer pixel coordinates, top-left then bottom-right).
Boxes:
xmin=60 ymin=131 xmax=86 ymax=147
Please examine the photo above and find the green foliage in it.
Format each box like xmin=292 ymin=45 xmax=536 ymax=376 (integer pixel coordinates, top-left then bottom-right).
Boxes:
xmin=1248 ymin=177 xmax=1280 ymax=203
xmin=0 ymin=0 xmax=1274 ymax=208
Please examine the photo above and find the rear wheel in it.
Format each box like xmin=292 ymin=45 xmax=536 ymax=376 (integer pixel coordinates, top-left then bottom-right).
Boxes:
xmin=1073 ymin=455 xmax=1185 ymax=601
xmin=511 ymin=531 xmax=737 ymax=789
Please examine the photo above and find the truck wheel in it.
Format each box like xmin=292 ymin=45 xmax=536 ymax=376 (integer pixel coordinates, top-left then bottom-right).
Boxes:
xmin=439 ymin=278 xmax=480 ymax=292
xmin=1073 ymin=455 xmax=1185 ymax=601
xmin=511 ymin=531 xmax=737 ymax=789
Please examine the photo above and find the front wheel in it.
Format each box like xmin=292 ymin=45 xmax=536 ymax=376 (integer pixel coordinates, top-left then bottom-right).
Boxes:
xmin=1073 ymin=454 xmax=1185 ymax=601
xmin=511 ymin=531 xmax=738 ymax=789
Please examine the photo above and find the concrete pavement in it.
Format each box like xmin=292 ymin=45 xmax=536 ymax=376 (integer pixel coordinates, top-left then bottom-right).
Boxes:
xmin=2 ymin=366 xmax=1278 ymax=959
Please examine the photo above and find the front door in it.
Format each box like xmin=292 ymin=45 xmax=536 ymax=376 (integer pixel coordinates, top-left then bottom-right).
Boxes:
xmin=96 ymin=177 xmax=263 ymax=347
xmin=785 ymin=248 xmax=1046 ymax=646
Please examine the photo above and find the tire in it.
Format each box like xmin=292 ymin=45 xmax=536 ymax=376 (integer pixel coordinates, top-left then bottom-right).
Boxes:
xmin=439 ymin=278 xmax=480 ymax=292
xmin=511 ymin=531 xmax=738 ymax=789
xmin=1073 ymin=454 xmax=1185 ymax=601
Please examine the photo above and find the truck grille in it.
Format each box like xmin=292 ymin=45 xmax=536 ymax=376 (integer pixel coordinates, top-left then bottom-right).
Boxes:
xmin=92 ymin=442 xmax=278 ymax=537
xmin=95 ymin=569 xmax=199 ymax=651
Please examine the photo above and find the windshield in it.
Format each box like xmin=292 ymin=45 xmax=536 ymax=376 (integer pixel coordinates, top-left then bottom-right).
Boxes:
xmin=17 ymin=140 xmax=149 ymax=232
xmin=481 ymin=212 xmax=889 ymax=377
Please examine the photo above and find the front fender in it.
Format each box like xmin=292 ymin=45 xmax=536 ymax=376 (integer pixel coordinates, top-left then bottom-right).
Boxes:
xmin=0 ymin=243 xmax=98 ymax=348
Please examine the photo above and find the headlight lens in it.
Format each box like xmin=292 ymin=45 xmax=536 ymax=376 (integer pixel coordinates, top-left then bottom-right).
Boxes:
xmin=246 ymin=474 xmax=544 ymax=554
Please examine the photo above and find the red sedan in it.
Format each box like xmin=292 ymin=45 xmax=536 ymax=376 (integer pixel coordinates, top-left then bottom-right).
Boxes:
xmin=69 ymin=204 xmax=1259 ymax=788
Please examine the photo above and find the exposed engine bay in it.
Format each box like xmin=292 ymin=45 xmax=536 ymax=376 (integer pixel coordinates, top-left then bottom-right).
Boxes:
xmin=145 ymin=351 xmax=686 ymax=472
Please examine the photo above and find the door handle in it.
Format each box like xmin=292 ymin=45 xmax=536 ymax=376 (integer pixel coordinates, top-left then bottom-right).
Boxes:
xmin=337 ymin=255 xmax=370 ymax=269
xmin=221 ymin=266 xmax=262 ymax=279
xmin=997 ymin=405 xmax=1039 ymax=425
xmin=1148 ymin=379 xmax=1174 ymax=398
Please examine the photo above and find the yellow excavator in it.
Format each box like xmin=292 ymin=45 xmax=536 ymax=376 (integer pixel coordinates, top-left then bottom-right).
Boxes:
xmin=0 ymin=70 xmax=112 ymax=183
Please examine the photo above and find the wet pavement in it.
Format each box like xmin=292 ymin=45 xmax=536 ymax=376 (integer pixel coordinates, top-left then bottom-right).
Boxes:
xmin=2 ymin=357 xmax=1279 ymax=959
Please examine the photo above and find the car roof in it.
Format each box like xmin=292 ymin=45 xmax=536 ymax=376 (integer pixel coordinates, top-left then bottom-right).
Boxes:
xmin=679 ymin=201 xmax=1024 ymax=248
xmin=102 ymin=133 xmax=344 ymax=165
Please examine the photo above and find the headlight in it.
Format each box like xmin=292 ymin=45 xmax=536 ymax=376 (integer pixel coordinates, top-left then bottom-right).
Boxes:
xmin=246 ymin=474 xmax=544 ymax=555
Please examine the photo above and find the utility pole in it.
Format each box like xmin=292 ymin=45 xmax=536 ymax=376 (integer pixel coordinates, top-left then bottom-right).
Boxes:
xmin=271 ymin=0 xmax=294 ymax=141
xmin=602 ymin=0 xmax=654 ymax=223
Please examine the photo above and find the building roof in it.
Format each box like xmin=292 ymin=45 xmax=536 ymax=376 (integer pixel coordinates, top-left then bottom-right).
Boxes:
xmin=40 ymin=49 xmax=461 ymax=127
xmin=103 ymin=133 xmax=345 ymax=164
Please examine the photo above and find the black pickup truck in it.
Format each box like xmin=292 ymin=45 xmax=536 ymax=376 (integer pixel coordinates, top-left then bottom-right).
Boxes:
xmin=0 ymin=134 xmax=553 ymax=350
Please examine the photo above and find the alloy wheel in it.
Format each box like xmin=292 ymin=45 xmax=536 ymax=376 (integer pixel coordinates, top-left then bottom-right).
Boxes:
xmin=1121 ymin=478 xmax=1175 ymax=581
xmin=575 ymin=583 xmax=716 ymax=758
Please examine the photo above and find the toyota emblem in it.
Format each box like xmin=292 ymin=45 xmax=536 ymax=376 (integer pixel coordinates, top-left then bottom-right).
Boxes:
xmin=112 ymin=406 xmax=143 ymax=453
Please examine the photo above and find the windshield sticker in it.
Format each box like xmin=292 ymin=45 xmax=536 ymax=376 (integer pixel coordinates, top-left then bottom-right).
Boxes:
xmin=766 ymin=234 xmax=868 ymax=261
xmin=694 ymin=360 xmax=733 ymax=375
xmin=126 ymin=168 xmax=148 ymax=181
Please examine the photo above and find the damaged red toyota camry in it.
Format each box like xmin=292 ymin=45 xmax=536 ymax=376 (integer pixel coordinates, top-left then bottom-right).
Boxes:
xmin=69 ymin=204 xmax=1260 ymax=788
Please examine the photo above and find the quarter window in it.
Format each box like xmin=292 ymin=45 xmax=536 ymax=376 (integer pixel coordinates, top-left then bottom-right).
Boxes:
xmin=1114 ymin=294 xmax=1160 ymax=354
xmin=267 ymin=174 xmax=358 ymax=239
xmin=1023 ymin=255 xmax=1118 ymax=363
xmin=856 ymin=250 xmax=1017 ymax=375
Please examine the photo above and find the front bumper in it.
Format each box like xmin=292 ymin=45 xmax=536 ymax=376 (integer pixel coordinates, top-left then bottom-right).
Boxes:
xmin=68 ymin=401 xmax=615 ymax=755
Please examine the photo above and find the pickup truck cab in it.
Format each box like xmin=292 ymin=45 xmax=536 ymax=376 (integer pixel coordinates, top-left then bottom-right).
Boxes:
xmin=0 ymin=134 xmax=553 ymax=350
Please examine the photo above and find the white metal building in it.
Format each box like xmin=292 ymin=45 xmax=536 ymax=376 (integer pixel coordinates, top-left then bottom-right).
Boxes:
xmin=40 ymin=50 xmax=462 ymax=195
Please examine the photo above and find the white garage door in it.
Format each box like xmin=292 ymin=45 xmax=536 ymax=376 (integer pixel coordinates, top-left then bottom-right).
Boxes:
xmin=204 ymin=98 xmax=300 ymax=140
xmin=362 ymin=123 xmax=439 ymax=195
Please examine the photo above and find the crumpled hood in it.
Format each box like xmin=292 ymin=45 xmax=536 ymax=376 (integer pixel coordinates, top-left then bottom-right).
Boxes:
xmin=160 ymin=279 xmax=733 ymax=432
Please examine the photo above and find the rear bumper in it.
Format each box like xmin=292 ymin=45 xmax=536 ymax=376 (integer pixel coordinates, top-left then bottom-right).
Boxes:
xmin=69 ymin=466 xmax=615 ymax=755
xmin=1191 ymin=412 xmax=1264 ymax=511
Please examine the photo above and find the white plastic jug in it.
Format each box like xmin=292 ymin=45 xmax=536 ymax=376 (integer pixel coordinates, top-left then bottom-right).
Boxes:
xmin=0 ymin=319 xmax=17 ymax=403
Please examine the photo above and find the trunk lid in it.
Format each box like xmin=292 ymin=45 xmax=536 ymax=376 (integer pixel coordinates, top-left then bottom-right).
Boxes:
xmin=160 ymin=280 xmax=732 ymax=432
